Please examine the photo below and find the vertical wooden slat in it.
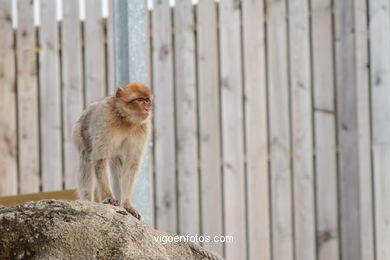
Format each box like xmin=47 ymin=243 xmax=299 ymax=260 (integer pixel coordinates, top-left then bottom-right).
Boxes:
xmin=39 ymin=0 xmax=62 ymax=191
xmin=369 ymin=0 xmax=390 ymax=259
xmin=334 ymin=1 xmax=362 ymax=259
xmin=288 ymin=0 xmax=316 ymax=259
xmin=174 ymin=0 xmax=199 ymax=236
xmin=147 ymin=6 xmax=155 ymax=228
xmin=266 ymin=0 xmax=293 ymax=259
xmin=219 ymin=1 xmax=246 ymax=259
xmin=85 ymin=0 xmax=106 ymax=103
xmin=354 ymin=0 xmax=375 ymax=259
xmin=310 ymin=0 xmax=340 ymax=258
xmin=152 ymin=0 xmax=177 ymax=233
xmin=16 ymin=0 xmax=40 ymax=193
xmin=106 ymin=0 xmax=115 ymax=94
xmin=0 ymin=0 xmax=17 ymax=196
xmin=241 ymin=0 xmax=270 ymax=260
xmin=62 ymin=0 xmax=83 ymax=189
xmin=197 ymin=0 xmax=223 ymax=255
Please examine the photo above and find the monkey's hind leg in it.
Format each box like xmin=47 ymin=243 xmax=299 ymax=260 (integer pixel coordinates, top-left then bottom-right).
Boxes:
xmin=109 ymin=157 xmax=122 ymax=202
xmin=77 ymin=151 xmax=95 ymax=201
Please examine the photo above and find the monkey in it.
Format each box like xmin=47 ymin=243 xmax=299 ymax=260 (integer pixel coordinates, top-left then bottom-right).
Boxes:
xmin=72 ymin=83 xmax=152 ymax=219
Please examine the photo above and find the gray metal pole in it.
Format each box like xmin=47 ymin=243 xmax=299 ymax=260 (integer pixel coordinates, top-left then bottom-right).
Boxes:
xmin=113 ymin=0 xmax=152 ymax=224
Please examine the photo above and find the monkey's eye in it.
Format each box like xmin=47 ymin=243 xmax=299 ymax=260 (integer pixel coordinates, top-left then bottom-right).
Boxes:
xmin=130 ymin=98 xmax=151 ymax=105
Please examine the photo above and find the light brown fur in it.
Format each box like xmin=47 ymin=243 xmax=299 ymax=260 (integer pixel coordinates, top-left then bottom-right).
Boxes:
xmin=72 ymin=83 xmax=152 ymax=219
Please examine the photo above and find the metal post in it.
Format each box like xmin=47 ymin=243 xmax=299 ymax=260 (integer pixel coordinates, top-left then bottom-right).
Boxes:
xmin=113 ymin=0 xmax=152 ymax=224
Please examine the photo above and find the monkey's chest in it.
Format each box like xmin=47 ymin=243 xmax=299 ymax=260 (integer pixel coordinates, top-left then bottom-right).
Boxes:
xmin=109 ymin=135 xmax=131 ymax=156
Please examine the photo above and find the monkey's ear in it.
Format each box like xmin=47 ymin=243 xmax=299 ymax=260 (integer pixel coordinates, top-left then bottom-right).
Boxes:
xmin=115 ymin=88 xmax=123 ymax=98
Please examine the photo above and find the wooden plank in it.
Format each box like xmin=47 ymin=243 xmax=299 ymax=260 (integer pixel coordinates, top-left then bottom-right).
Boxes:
xmin=354 ymin=0 xmax=375 ymax=259
xmin=265 ymin=0 xmax=293 ymax=259
xmin=310 ymin=0 xmax=340 ymax=259
xmin=85 ymin=0 xmax=106 ymax=103
xmin=0 ymin=0 xmax=17 ymax=196
xmin=152 ymin=0 xmax=177 ymax=234
xmin=288 ymin=0 xmax=316 ymax=259
xmin=334 ymin=1 xmax=362 ymax=259
xmin=39 ymin=0 xmax=62 ymax=191
xmin=0 ymin=190 xmax=78 ymax=207
xmin=62 ymin=0 xmax=84 ymax=189
xmin=106 ymin=0 xmax=115 ymax=94
xmin=196 ymin=0 xmax=223 ymax=255
xmin=16 ymin=0 xmax=40 ymax=194
xmin=241 ymin=0 xmax=270 ymax=260
xmin=368 ymin=0 xmax=390 ymax=259
xmin=146 ymin=9 xmax=156 ymax=227
xmin=219 ymin=1 xmax=246 ymax=259
xmin=173 ymin=0 xmax=199 ymax=237
xmin=147 ymin=7 xmax=155 ymax=228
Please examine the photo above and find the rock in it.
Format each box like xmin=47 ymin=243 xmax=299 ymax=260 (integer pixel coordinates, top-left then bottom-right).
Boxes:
xmin=0 ymin=200 xmax=223 ymax=260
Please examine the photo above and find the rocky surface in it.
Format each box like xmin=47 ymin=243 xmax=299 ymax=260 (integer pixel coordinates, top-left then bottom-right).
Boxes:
xmin=0 ymin=200 xmax=223 ymax=260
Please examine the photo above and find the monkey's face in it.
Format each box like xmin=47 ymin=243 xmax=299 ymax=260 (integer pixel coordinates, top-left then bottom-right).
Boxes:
xmin=128 ymin=97 xmax=152 ymax=120
xmin=115 ymin=83 xmax=153 ymax=123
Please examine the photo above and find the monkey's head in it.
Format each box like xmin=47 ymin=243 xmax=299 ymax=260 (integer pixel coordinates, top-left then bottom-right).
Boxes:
xmin=115 ymin=83 xmax=153 ymax=124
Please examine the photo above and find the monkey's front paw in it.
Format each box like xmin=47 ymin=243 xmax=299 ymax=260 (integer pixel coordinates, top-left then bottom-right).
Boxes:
xmin=102 ymin=197 xmax=120 ymax=206
xmin=124 ymin=205 xmax=141 ymax=220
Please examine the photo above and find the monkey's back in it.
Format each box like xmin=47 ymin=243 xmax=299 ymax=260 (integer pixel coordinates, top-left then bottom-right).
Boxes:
xmin=72 ymin=98 xmax=113 ymax=153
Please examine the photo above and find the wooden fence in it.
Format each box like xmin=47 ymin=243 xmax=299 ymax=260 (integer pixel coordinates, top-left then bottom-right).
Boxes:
xmin=1 ymin=0 xmax=390 ymax=260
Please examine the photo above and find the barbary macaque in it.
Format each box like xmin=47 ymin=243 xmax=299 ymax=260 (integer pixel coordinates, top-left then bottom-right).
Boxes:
xmin=72 ymin=83 xmax=152 ymax=219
